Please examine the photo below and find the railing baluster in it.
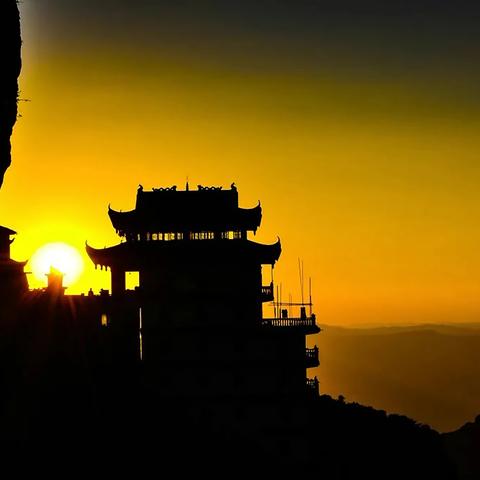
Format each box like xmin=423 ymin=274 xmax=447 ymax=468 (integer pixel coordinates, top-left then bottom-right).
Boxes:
xmin=262 ymin=316 xmax=318 ymax=330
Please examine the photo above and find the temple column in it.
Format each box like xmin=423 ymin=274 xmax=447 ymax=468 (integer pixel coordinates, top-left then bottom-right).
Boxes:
xmin=111 ymin=267 xmax=126 ymax=296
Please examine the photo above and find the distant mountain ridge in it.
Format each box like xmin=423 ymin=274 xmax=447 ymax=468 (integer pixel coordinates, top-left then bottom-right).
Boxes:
xmin=320 ymin=323 xmax=480 ymax=336
xmin=311 ymin=323 xmax=480 ymax=478
xmin=313 ymin=323 xmax=480 ymax=432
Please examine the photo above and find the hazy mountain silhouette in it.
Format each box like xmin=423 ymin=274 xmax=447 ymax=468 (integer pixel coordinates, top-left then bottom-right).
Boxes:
xmin=315 ymin=324 xmax=480 ymax=433
xmin=0 ymin=0 xmax=21 ymax=187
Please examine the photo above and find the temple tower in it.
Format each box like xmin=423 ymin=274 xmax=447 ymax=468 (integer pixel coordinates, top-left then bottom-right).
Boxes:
xmin=86 ymin=184 xmax=320 ymax=454
xmin=0 ymin=225 xmax=28 ymax=303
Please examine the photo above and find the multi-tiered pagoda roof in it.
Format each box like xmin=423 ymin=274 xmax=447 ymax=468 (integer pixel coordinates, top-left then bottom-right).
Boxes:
xmin=108 ymin=184 xmax=262 ymax=238
xmin=86 ymin=184 xmax=281 ymax=270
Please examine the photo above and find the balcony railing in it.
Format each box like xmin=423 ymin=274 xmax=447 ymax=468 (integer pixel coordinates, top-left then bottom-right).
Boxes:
xmin=306 ymin=346 xmax=320 ymax=367
xmin=306 ymin=376 xmax=319 ymax=396
xmin=261 ymin=315 xmax=320 ymax=333
xmin=261 ymin=283 xmax=274 ymax=302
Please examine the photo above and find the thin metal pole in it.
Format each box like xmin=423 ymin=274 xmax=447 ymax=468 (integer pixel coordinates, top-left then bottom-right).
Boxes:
xmin=309 ymin=277 xmax=312 ymax=316
xmin=275 ymin=284 xmax=279 ymax=318
xmin=279 ymin=284 xmax=281 ymax=318
xmin=302 ymin=260 xmax=305 ymax=305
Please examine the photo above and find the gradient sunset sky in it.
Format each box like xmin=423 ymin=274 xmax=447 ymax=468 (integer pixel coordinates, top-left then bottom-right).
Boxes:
xmin=1 ymin=0 xmax=480 ymax=325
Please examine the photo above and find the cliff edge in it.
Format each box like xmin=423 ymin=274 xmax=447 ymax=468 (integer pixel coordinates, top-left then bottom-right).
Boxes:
xmin=0 ymin=0 xmax=21 ymax=187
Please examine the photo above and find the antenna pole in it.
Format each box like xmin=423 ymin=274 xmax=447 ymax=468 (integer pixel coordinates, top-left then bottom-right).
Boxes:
xmin=298 ymin=258 xmax=305 ymax=305
xmin=298 ymin=258 xmax=301 ymax=305
xmin=280 ymin=283 xmax=282 ymax=319
xmin=271 ymin=265 xmax=274 ymax=317
xmin=309 ymin=277 xmax=312 ymax=316
xmin=302 ymin=259 xmax=305 ymax=305
xmin=275 ymin=284 xmax=279 ymax=318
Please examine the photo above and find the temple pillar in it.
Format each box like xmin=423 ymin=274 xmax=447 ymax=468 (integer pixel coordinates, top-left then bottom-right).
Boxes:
xmin=111 ymin=267 xmax=125 ymax=296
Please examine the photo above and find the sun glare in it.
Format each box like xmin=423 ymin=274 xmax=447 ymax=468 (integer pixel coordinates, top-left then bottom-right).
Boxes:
xmin=30 ymin=242 xmax=84 ymax=286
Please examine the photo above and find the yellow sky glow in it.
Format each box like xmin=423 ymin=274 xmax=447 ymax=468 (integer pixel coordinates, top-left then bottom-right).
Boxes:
xmin=1 ymin=2 xmax=480 ymax=325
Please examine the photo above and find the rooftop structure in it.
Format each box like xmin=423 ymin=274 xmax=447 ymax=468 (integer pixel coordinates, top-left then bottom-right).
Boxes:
xmin=46 ymin=267 xmax=66 ymax=296
xmin=0 ymin=225 xmax=28 ymax=301
xmin=108 ymin=183 xmax=262 ymax=240
xmin=86 ymin=183 xmax=320 ymax=460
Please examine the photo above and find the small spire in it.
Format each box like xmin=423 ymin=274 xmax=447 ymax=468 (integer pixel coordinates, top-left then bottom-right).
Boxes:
xmin=46 ymin=266 xmax=66 ymax=295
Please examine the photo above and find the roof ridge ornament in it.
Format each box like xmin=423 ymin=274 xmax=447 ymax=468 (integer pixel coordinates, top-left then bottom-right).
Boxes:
xmin=152 ymin=185 xmax=177 ymax=192
xmin=198 ymin=185 xmax=222 ymax=191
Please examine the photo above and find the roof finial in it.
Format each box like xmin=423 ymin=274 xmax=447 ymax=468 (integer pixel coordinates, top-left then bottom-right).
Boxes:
xmin=231 ymin=182 xmax=237 ymax=191
xmin=186 ymin=175 xmax=189 ymax=191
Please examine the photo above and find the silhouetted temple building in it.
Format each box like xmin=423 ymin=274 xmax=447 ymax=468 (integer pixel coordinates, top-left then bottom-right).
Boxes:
xmin=0 ymin=225 xmax=28 ymax=303
xmin=86 ymin=183 xmax=320 ymax=459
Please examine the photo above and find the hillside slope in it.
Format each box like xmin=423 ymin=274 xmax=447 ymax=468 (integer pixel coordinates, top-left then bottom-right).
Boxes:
xmin=312 ymin=324 xmax=480 ymax=431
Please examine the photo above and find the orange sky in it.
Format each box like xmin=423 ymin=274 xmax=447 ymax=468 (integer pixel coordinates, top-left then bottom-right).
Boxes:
xmin=1 ymin=1 xmax=480 ymax=325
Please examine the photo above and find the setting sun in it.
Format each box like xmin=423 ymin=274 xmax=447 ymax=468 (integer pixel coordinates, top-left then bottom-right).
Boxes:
xmin=29 ymin=242 xmax=84 ymax=287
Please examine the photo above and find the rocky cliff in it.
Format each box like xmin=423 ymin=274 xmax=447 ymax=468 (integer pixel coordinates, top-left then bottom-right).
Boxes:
xmin=0 ymin=0 xmax=21 ymax=187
